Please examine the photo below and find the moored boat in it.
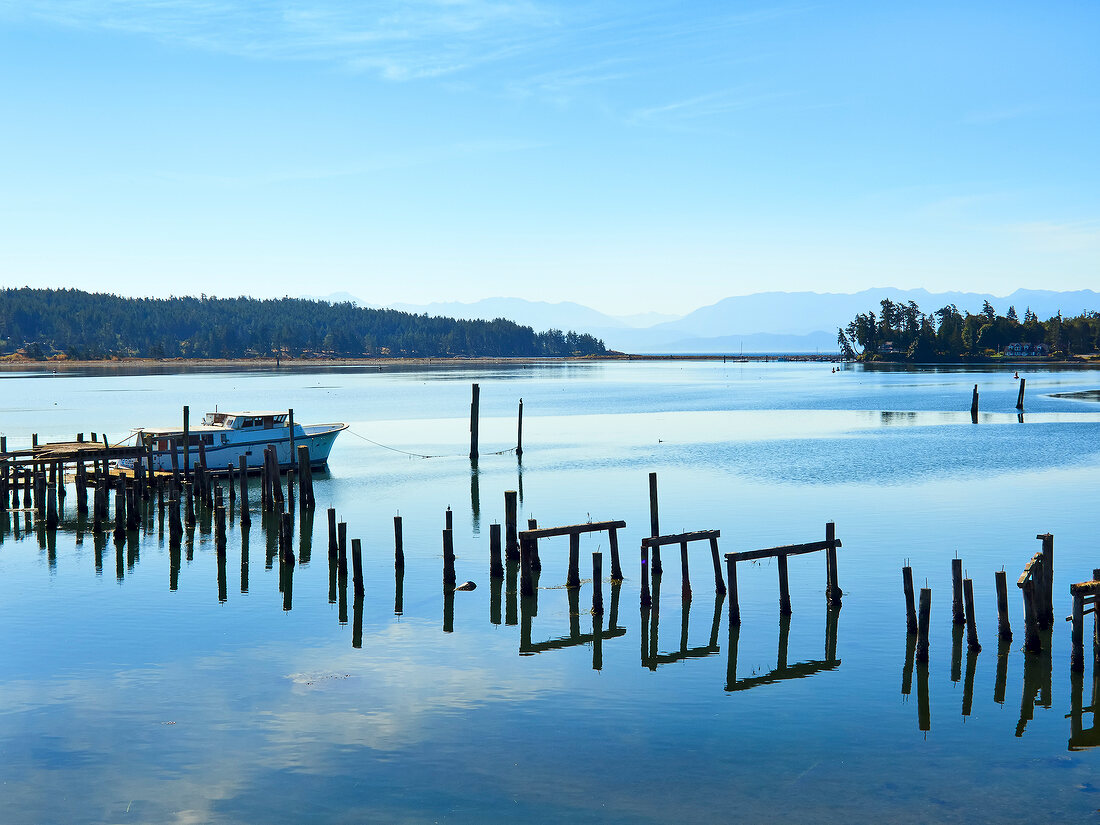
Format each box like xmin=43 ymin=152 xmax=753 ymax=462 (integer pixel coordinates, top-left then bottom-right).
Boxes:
xmin=117 ymin=410 xmax=347 ymax=473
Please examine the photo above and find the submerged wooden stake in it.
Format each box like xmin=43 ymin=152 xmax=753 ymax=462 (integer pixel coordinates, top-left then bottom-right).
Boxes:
xmin=916 ymin=587 xmax=931 ymax=663
xmin=995 ymin=569 xmax=1012 ymax=640
xmin=903 ymin=565 xmax=918 ymax=634
xmin=963 ymin=577 xmax=981 ymax=652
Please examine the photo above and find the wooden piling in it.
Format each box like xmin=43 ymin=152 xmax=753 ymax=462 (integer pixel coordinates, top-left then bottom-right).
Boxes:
xmin=777 ymin=552 xmax=792 ymax=615
xmin=113 ymin=478 xmax=126 ymax=540
xmin=288 ymin=408 xmax=295 ymax=459
xmin=527 ymin=517 xmax=540 ymax=571
xmin=504 ymin=490 xmax=519 ymax=561
xmin=709 ymin=536 xmax=726 ymax=595
xmin=394 ymin=515 xmax=405 ymax=570
xmin=489 ymin=522 xmax=504 ymax=578
xmin=238 ymin=455 xmax=250 ymax=526
xmin=215 ymin=504 xmax=226 ymax=555
xmin=592 ymin=552 xmax=604 ymax=614
xmin=327 ymin=508 xmax=337 ymax=560
xmin=469 ymin=383 xmax=480 ymax=461
xmin=725 ymin=555 xmax=740 ymax=626
xmin=296 ymin=445 xmax=314 ymax=509
xmin=825 ymin=521 xmax=841 ymax=606
xmin=351 ymin=538 xmax=364 ymax=596
xmin=337 ymin=521 xmax=348 ymax=577
xmin=680 ymin=540 xmax=692 ymax=602
xmin=995 ymin=569 xmax=1012 ymax=640
xmin=184 ymin=481 xmax=195 ymax=528
xmin=970 ymin=385 xmax=978 ymax=422
xmin=1037 ymin=533 xmax=1054 ymax=629
xmin=609 ymin=527 xmax=623 ymax=581
xmin=567 ymin=532 xmax=581 ymax=588
xmin=445 ymin=506 xmax=452 ymax=531
xmin=516 ymin=398 xmax=523 ymax=458
xmin=952 ymin=557 xmax=965 ymax=624
xmin=916 ymin=587 xmax=931 ymax=662
xmin=443 ymin=528 xmax=456 ymax=586
xmin=183 ymin=406 xmax=190 ymax=480
xmin=964 ymin=577 xmax=981 ymax=652
xmin=903 ymin=565 xmax=918 ymax=634
xmin=648 ymin=471 xmax=659 ymax=538
xmin=1071 ymin=591 xmax=1084 ymax=672
xmin=1016 ymin=378 xmax=1026 ymax=410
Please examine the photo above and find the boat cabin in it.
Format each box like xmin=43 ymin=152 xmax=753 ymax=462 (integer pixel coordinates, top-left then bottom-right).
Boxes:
xmin=202 ymin=411 xmax=289 ymax=430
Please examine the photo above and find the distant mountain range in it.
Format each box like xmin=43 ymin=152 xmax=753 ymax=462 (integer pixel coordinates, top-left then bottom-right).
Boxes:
xmin=301 ymin=289 xmax=1100 ymax=354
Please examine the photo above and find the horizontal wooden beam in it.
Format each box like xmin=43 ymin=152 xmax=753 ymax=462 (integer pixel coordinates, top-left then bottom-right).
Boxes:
xmin=642 ymin=529 xmax=720 ymax=548
xmin=1017 ymin=553 xmax=1043 ymax=587
xmin=520 ymin=520 xmax=626 ymax=541
xmin=726 ymin=538 xmax=841 ymax=563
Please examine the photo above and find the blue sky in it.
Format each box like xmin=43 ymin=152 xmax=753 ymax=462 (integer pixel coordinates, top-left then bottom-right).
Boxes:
xmin=0 ymin=1 xmax=1096 ymax=314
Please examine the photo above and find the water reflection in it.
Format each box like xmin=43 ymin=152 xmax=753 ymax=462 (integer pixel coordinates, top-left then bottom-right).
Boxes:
xmin=519 ymin=581 xmax=626 ymax=668
xmin=1069 ymin=671 xmax=1100 ymax=750
xmin=641 ymin=591 xmax=724 ymax=670
xmin=1016 ymin=634 xmax=1053 ymax=737
xmin=725 ymin=607 xmax=842 ymax=692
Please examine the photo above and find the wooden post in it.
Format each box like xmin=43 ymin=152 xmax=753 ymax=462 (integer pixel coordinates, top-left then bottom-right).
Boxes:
xmin=1016 ymin=378 xmax=1026 ymax=410
xmin=592 ymin=552 xmax=604 ymax=614
xmin=215 ymin=503 xmax=226 ymax=555
xmin=504 ymin=490 xmax=519 ymax=561
xmin=825 ymin=521 xmax=841 ymax=606
xmin=951 ymin=557 xmax=965 ymax=624
xmin=916 ymin=587 xmax=931 ymax=662
xmin=903 ymin=565 xmax=918 ymax=634
xmin=443 ymin=528 xmax=456 ymax=586
xmin=297 ymin=445 xmax=313 ymax=509
xmin=995 ymin=570 xmax=1012 ymax=640
xmin=1037 ymin=533 xmax=1054 ymax=629
xmin=964 ymin=577 xmax=981 ymax=652
xmin=609 ymin=527 xmax=623 ymax=581
xmin=1022 ymin=573 xmax=1041 ymax=653
xmin=777 ymin=552 xmax=792 ymax=615
xmin=640 ymin=545 xmax=651 ymax=607
xmin=113 ymin=477 xmax=126 ymax=540
xmin=445 ymin=506 xmax=452 ymax=531
xmin=238 ymin=455 xmax=250 ymax=526
xmin=351 ymin=538 xmax=364 ymax=596
xmin=527 ymin=517 xmax=541 ymax=571
xmin=520 ymin=534 xmax=535 ymax=597
xmin=469 ymin=383 xmax=480 ymax=461
xmin=288 ymin=408 xmax=295 ymax=459
xmin=489 ymin=522 xmax=504 ymax=578
xmin=680 ymin=540 xmax=692 ymax=601
xmin=337 ymin=522 xmax=347 ymax=577
xmin=516 ymin=398 xmax=523 ymax=458
xmin=648 ymin=472 xmax=659 ymax=538
xmin=970 ymin=385 xmax=978 ymax=422
xmin=394 ymin=515 xmax=405 ymax=570
xmin=1071 ymin=591 xmax=1084 ymax=672
xmin=709 ymin=536 xmax=726 ymax=594
xmin=183 ymin=406 xmax=190 ymax=480
xmin=567 ymin=532 xmax=581 ymax=588
xmin=327 ymin=508 xmax=337 ymax=560
xmin=184 ymin=481 xmax=195 ymax=528
xmin=725 ymin=555 xmax=740 ymax=626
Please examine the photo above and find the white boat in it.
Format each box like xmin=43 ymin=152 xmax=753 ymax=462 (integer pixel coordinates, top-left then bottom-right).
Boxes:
xmin=118 ymin=410 xmax=347 ymax=473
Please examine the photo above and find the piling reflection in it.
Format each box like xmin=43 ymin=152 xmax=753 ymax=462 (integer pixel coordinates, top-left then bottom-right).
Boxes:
xmin=470 ymin=460 xmax=480 ymax=535
xmin=519 ymin=580 xmax=625 ymax=665
xmin=725 ymin=607 xmax=842 ymax=692
xmin=240 ymin=530 xmax=250 ymax=594
xmin=641 ymin=590 xmax=725 ymax=670
xmin=1069 ymin=670 xmax=1100 ymax=750
xmin=394 ymin=566 xmax=404 ymax=616
xmin=963 ymin=648 xmax=978 ymax=717
xmin=902 ymin=632 xmax=916 ymax=695
xmin=1016 ymin=632 xmax=1052 ymax=737
xmin=505 ymin=560 xmax=518 ymax=626
xmin=994 ymin=637 xmax=1010 ymax=705
xmin=917 ymin=661 xmax=931 ymax=732
xmin=443 ymin=585 xmax=455 ymax=633
xmin=490 ymin=574 xmax=502 ymax=625
xmin=951 ymin=623 xmax=963 ymax=683
xmin=352 ymin=593 xmax=364 ymax=649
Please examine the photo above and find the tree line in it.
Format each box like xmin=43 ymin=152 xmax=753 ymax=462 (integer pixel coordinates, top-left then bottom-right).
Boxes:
xmin=837 ymin=298 xmax=1100 ymax=361
xmin=0 ymin=288 xmax=607 ymax=360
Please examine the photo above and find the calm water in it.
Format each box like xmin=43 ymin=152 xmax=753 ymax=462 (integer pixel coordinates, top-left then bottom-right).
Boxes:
xmin=2 ymin=360 xmax=1100 ymax=824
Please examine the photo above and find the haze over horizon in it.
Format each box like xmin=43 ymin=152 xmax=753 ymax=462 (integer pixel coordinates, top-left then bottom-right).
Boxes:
xmin=2 ymin=2 xmax=1097 ymax=317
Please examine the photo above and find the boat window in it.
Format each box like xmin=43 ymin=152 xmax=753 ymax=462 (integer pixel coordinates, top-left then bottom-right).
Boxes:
xmin=263 ymin=416 xmax=274 ymax=429
xmin=221 ymin=434 xmax=229 ymax=444
xmin=202 ymin=434 xmax=214 ymax=446
xmin=157 ymin=439 xmax=168 ymax=451
xmin=226 ymin=417 xmax=237 ymax=428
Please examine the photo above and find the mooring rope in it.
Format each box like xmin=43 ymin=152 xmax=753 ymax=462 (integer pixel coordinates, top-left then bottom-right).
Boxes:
xmin=346 ymin=428 xmax=517 ymax=460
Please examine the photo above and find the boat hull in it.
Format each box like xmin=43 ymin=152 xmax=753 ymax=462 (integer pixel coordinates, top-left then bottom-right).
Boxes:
xmin=119 ymin=424 xmax=346 ymax=473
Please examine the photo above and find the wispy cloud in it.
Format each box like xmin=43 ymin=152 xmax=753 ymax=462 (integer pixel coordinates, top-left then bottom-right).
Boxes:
xmin=631 ymin=88 xmax=792 ymax=124
xmin=3 ymin=0 xmax=559 ymax=79
xmin=1005 ymin=218 xmax=1100 ymax=253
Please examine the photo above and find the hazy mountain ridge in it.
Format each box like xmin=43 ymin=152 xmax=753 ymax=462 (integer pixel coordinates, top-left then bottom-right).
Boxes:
xmin=301 ymin=290 xmax=1100 ymax=353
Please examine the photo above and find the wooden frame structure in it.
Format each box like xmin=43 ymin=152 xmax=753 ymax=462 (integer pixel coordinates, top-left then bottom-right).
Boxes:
xmin=640 ymin=529 xmax=724 ymax=604
xmin=724 ymin=522 xmax=841 ymax=624
xmin=518 ymin=519 xmax=625 ymax=596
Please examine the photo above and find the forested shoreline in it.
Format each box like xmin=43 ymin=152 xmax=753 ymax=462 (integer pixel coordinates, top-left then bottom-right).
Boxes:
xmin=0 ymin=288 xmax=607 ymax=360
xmin=837 ymin=298 xmax=1100 ymax=361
